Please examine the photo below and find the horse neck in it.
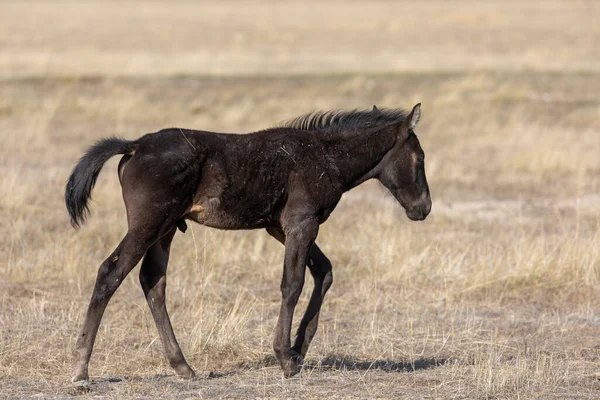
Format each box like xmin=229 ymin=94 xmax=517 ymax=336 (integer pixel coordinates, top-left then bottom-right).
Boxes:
xmin=326 ymin=126 xmax=396 ymax=191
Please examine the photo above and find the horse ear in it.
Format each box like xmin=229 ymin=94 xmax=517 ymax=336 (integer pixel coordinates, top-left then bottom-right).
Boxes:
xmin=372 ymin=105 xmax=381 ymax=115
xmin=408 ymin=103 xmax=421 ymax=130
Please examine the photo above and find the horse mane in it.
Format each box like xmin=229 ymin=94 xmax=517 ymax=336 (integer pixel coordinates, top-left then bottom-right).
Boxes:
xmin=280 ymin=106 xmax=407 ymax=134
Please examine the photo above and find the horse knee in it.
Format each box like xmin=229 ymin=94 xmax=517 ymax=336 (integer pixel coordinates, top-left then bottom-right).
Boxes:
xmin=139 ymin=272 xmax=166 ymax=302
xmin=139 ymin=270 xmax=156 ymax=295
xmin=139 ymin=243 xmax=170 ymax=296
xmin=281 ymin=281 xmax=303 ymax=305
xmin=139 ymin=263 xmax=161 ymax=291
xmin=308 ymin=252 xmax=332 ymax=279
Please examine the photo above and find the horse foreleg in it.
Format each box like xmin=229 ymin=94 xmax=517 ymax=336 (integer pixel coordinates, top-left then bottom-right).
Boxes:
xmin=271 ymin=220 xmax=317 ymax=377
xmin=266 ymin=228 xmax=333 ymax=365
xmin=291 ymin=243 xmax=332 ymax=361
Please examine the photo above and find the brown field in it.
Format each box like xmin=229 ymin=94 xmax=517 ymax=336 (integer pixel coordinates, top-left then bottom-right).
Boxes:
xmin=1 ymin=1 xmax=599 ymax=399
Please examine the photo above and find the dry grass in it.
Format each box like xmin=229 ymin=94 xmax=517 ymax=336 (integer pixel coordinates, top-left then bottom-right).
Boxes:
xmin=1 ymin=1 xmax=599 ymax=399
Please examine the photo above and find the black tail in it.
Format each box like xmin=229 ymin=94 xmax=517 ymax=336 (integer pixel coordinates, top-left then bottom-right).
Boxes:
xmin=65 ymin=137 xmax=136 ymax=227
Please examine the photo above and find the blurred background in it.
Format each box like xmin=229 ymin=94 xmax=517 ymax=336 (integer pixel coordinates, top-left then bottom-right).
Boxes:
xmin=0 ymin=1 xmax=599 ymax=398
xmin=1 ymin=1 xmax=599 ymax=76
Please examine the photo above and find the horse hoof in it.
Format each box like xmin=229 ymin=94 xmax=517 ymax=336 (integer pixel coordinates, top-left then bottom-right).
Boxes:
xmin=282 ymin=360 xmax=301 ymax=378
xmin=283 ymin=369 xmax=299 ymax=378
xmin=174 ymin=363 xmax=196 ymax=379
xmin=72 ymin=378 xmax=90 ymax=387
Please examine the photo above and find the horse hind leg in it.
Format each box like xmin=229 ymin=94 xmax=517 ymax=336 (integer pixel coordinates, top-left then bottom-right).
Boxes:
xmin=72 ymin=228 xmax=157 ymax=383
xmin=72 ymin=144 xmax=198 ymax=383
xmin=138 ymin=227 xmax=195 ymax=378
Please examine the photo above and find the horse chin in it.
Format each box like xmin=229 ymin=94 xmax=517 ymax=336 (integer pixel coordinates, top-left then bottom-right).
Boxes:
xmin=406 ymin=208 xmax=428 ymax=221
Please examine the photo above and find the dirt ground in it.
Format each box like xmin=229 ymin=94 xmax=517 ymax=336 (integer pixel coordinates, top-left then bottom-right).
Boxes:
xmin=0 ymin=1 xmax=599 ymax=399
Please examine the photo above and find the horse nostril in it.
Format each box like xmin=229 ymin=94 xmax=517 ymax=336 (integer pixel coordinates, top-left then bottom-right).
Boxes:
xmin=416 ymin=203 xmax=431 ymax=221
xmin=421 ymin=196 xmax=432 ymax=217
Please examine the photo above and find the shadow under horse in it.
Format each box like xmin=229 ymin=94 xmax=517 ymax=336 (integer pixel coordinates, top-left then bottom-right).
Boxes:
xmin=65 ymin=103 xmax=431 ymax=384
xmin=238 ymin=354 xmax=447 ymax=374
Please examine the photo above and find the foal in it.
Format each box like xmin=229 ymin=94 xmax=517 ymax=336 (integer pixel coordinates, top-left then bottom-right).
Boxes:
xmin=66 ymin=103 xmax=431 ymax=383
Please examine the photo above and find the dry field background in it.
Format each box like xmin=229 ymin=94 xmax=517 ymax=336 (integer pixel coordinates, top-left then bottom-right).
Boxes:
xmin=1 ymin=1 xmax=599 ymax=399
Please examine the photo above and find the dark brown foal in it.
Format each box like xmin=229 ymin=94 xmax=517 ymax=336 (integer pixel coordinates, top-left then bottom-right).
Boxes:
xmin=66 ymin=103 xmax=431 ymax=383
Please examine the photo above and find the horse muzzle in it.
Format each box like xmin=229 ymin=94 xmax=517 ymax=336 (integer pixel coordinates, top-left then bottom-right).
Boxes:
xmin=405 ymin=197 xmax=431 ymax=221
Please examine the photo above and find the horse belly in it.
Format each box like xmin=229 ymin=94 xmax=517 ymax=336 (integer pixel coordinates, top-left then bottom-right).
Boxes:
xmin=185 ymin=196 xmax=272 ymax=230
